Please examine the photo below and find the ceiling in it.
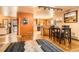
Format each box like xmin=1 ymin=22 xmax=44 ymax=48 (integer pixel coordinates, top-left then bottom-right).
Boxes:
xmin=17 ymin=6 xmax=33 ymax=13
xmin=0 ymin=6 xmax=79 ymax=17
xmin=54 ymin=6 xmax=79 ymax=12
xmin=0 ymin=6 xmax=78 ymax=14
xmin=17 ymin=6 xmax=79 ymax=14
xmin=17 ymin=6 xmax=79 ymax=19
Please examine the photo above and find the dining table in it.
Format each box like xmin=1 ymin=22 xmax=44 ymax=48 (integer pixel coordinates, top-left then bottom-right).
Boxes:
xmin=49 ymin=26 xmax=71 ymax=48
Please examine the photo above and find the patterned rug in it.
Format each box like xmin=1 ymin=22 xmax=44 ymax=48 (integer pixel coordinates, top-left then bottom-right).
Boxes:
xmin=5 ymin=42 xmax=25 ymax=52
xmin=36 ymin=39 xmax=63 ymax=52
xmin=4 ymin=40 xmax=43 ymax=52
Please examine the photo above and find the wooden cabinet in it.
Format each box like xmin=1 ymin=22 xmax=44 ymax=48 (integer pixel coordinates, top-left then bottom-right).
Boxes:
xmin=43 ymin=27 xmax=49 ymax=36
xmin=35 ymin=19 xmax=51 ymax=36
xmin=42 ymin=19 xmax=50 ymax=36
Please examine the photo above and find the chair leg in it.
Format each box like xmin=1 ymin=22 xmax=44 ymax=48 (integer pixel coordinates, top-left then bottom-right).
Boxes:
xmin=68 ymin=38 xmax=71 ymax=49
xmin=64 ymin=39 xmax=66 ymax=45
xmin=59 ymin=39 xmax=61 ymax=44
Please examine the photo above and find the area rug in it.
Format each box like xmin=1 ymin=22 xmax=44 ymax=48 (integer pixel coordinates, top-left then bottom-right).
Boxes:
xmin=4 ymin=42 xmax=25 ymax=52
xmin=36 ymin=39 xmax=63 ymax=52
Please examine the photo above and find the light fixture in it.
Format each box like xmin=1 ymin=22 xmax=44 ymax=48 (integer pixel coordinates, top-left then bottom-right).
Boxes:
xmin=38 ymin=6 xmax=63 ymax=11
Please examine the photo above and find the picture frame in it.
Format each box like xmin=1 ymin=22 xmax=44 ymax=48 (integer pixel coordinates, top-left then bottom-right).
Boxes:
xmin=64 ymin=10 xmax=78 ymax=23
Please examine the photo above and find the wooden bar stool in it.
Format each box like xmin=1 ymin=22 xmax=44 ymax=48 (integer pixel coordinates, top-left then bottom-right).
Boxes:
xmin=60 ymin=27 xmax=71 ymax=48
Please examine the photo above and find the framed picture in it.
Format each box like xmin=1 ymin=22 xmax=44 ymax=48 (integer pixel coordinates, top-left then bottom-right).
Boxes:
xmin=64 ymin=10 xmax=78 ymax=23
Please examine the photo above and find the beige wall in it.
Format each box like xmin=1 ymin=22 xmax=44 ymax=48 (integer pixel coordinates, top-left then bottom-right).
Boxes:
xmin=54 ymin=8 xmax=79 ymax=40
xmin=0 ymin=15 xmax=3 ymax=23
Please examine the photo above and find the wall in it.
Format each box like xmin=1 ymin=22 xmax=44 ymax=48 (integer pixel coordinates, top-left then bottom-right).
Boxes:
xmin=0 ymin=15 xmax=4 ymax=23
xmin=54 ymin=8 xmax=79 ymax=40
xmin=63 ymin=8 xmax=79 ymax=40
xmin=17 ymin=13 xmax=33 ymax=36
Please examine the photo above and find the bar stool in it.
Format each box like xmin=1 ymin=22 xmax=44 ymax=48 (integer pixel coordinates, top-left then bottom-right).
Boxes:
xmin=52 ymin=28 xmax=60 ymax=42
xmin=49 ymin=26 xmax=55 ymax=40
xmin=55 ymin=28 xmax=60 ymax=42
xmin=60 ymin=27 xmax=71 ymax=48
xmin=49 ymin=27 xmax=52 ymax=39
xmin=57 ymin=28 xmax=61 ymax=42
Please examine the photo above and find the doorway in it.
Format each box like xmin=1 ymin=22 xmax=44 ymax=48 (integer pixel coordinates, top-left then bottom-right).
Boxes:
xmin=17 ymin=13 xmax=33 ymax=41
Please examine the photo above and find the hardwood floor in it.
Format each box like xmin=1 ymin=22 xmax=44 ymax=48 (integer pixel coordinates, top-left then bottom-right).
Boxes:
xmin=34 ymin=31 xmax=79 ymax=52
xmin=43 ymin=36 xmax=79 ymax=52
xmin=17 ymin=35 xmax=33 ymax=42
xmin=0 ymin=43 xmax=10 ymax=52
xmin=0 ymin=30 xmax=79 ymax=52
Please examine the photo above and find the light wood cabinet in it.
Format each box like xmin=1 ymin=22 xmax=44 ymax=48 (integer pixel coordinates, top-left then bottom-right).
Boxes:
xmin=43 ymin=27 xmax=49 ymax=36
xmin=42 ymin=19 xmax=50 ymax=36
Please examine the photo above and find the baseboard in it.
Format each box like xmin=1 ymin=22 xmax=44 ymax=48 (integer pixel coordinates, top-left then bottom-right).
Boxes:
xmin=71 ymin=37 xmax=79 ymax=41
